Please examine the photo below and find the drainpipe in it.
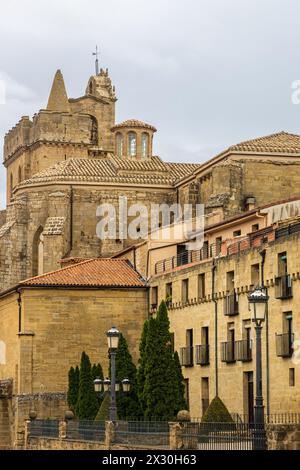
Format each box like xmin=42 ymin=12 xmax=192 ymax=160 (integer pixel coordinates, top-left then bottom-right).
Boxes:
xmin=260 ymin=248 xmax=270 ymax=416
xmin=212 ymin=259 xmax=218 ymax=397
xmin=70 ymin=186 xmax=73 ymax=253
xmin=16 ymin=288 xmax=22 ymax=333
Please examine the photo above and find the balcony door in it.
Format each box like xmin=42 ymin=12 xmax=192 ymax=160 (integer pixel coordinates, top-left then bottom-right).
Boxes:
xmin=244 ymin=372 xmax=254 ymax=424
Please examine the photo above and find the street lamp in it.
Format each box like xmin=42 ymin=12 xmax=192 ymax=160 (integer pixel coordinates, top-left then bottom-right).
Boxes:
xmin=122 ymin=378 xmax=130 ymax=393
xmin=103 ymin=377 xmax=111 ymax=392
xmin=94 ymin=377 xmax=103 ymax=393
xmin=107 ymin=326 xmax=120 ymax=422
xmin=248 ymin=287 xmax=269 ymax=450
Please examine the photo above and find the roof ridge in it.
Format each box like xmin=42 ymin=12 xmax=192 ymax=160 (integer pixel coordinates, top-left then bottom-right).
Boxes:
xmin=19 ymin=258 xmax=97 ymax=284
xmin=19 ymin=258 xmax=136 ymax=286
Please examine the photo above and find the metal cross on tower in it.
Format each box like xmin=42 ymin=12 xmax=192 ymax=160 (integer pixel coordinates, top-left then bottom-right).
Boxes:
xmin=92 ymin=46 xmax=100 ymax=75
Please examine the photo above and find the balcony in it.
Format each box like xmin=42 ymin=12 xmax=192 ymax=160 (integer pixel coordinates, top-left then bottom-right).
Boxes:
xmin=180 ymin=347 xmax=194 ymax=367
xmin=235 ymin=340 xmax=252 ymax=362
xmin=275 ymin=274 xmax=292 ymax=299
xmin=154 ymin=244 xmax=217 ymax=275
xmin=195 ymin=345 xmax=210 ymax=366
xmin=224 ymin=292 xmax=239 ymax=316
xmin=276 ymin=333 xmax=294 ymax=358
xmin=221 ymin=341 xmax=236 ymax=363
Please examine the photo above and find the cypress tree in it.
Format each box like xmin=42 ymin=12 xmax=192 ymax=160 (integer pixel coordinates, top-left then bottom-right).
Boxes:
xmin=67 ymin=366 xmax=79 ymax=413
xmin=173 ymin=350 xmax=188 ymax=412
xmin=91 ymin=363 xmax=104 ymax=407
xmin=76 ymin=352 xmax=99 ymax=420
xmin=92 ymin=363 xmax=104 ymax=381
xmin=136 ymin=320 xmax=148 ymax=414
xmin=109 ymin=333 xmax=142 ymax=419
xmin=143 ymin=302 xmax=179 ymax=420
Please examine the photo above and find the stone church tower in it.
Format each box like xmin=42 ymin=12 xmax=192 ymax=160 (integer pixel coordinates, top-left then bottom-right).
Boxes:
xmin=0 ymin=68 xmax=200 ymax=291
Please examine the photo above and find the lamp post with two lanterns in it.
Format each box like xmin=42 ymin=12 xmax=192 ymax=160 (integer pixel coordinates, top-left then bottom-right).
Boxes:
xmin=93 ymin=327 xmax=130 ymax=422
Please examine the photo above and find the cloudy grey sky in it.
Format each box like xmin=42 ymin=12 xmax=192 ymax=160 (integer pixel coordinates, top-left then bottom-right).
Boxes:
xmin=1 ymin=0 xmax=300 ymax=208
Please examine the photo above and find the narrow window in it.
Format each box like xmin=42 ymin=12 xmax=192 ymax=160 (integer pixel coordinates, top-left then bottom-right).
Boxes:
xmin=198 ymin=273 xmax=206 ymax=299
xmin=166 ymin=282 xmax=172 ymax=305
xmin=289 ymin=368 xmax=295 ymax=386
xmin=233 ymin=229 xmax=241 ymax=237
xmin=252 ymin=224 xmax=259 ymax=232
xmin=18 ymin=166 xmax=22 ymax=183
xmin=141 ymin=133 xmax=149 ymax=157
xmin=116 ymin=133 xmax=123 ymax=157
xmin=201 ymin=378 xmax=209 ymax=416
xmin=128 ymin=132 xmax=137 ymax=157
xmin=10 ymin=173 xmax=13 ymax=199
xmin=151 ymin=286 xmax=158 ymax=309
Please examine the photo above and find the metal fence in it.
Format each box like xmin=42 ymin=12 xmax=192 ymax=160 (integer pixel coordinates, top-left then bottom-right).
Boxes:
xmin=114 ymin=420 xmax=170 ymax=448
xmin=66 ymin=420 xmax=105 ymax=442
xmin=181 ymin=422 xmax=266 ymax=450
xmin=29 ymin=419 xmax=59 ymax=438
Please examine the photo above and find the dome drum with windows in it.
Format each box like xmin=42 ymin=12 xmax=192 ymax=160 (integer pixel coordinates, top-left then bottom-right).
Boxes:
xmin=111 ymin=119 xmax=157 ymax=159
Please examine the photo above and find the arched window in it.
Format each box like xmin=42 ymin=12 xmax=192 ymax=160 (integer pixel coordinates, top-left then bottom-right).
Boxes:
xmin=18 ymin=166 xmax=22 ymax=184
xmin=116 ymin=133 xmax=123 ymax=157
xmin=32 ymin=227 xmax=44 ymax=277
xmin=128 ymin=132 xmax=137 ymax=157
xmin=141 ymin=133 xmax=149 ymax=158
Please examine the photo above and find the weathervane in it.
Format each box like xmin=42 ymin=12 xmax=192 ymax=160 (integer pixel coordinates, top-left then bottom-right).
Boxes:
xmin=93 ymin=45 xmax=100 ymax=75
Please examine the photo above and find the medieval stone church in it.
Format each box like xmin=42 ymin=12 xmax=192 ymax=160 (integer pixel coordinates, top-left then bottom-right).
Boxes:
xmin=0 ymin=68 xmax=201 ymax=292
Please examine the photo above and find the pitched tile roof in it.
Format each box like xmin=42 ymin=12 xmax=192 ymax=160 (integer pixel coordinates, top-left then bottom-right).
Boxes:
xmin=228 ymin=131 xmax=300 ymax=154
xmin=20 ymin=258 xmax=146 ymax=288
xmin=111 ymin=119 xmax=157 ymax=132
xmin=18 ymin=156 xmax=200 ymax=188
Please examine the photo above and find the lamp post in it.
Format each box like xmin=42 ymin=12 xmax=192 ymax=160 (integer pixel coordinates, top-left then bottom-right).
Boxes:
xmin=106 ymin=326 xmax=120 ymax=422
xmin=248 ymin=286 xmax=269 ymax=450
xmin=93 ymin=327 xmax=131 ymax=421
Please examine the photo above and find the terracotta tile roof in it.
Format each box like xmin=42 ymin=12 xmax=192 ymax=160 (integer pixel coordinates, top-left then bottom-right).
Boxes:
xmin=228 ymin=131 xmax=300 ymax=154
xmin=111 ymin=119 xmax=157 ymax=132
xmin=18 ymin=156 xmax=200 ymax=188
xmin=20 ymin=258 xmax=146 ymax=288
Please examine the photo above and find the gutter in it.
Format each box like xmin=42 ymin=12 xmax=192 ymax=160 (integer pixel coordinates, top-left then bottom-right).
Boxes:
xmin=212 ymin=258 xmax=219 ymax=397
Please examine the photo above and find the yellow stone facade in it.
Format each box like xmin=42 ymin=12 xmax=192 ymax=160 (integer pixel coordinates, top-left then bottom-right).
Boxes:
xmin=148 ymin=220 xmax=300 ymax=418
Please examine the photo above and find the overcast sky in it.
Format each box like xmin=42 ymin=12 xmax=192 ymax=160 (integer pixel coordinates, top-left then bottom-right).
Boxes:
xmin=1 ymin=0 xmax=300 ymax=208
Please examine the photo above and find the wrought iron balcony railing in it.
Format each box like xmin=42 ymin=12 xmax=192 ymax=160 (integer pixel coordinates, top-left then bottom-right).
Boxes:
xmin=154 ymin=244 xmax=217 ymax=275
xmin=275 ymin=274 xmax=292 ymax=299
xmin=195 ymin=344 xmax=210 ymax=366
xmin=221 ymin=341 xmax=236 ymax=363
xmin=180 ymin=346 xmax=194 ymax=367
xmin=224 ymin=292 xmax=239 ymax=316
xmin=235 ymin=340 xmax=252 ymax=362
xmin=276 ymin=333 xmax=294 ymax=358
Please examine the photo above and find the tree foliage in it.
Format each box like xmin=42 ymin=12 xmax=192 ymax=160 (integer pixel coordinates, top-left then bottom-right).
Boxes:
xmin=139 ymin=300 xmax=186 ymax=420
xmin=67 ymin=366 xmax=79 ymax=413
xmin=201 ymin=396 xmax=234 ymax=423
xmin=110 ymin=333 xmax=142 ymax=419
xmin=76 ymin=352 xmax=99 ymax=420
